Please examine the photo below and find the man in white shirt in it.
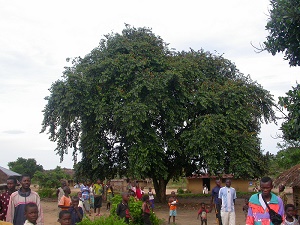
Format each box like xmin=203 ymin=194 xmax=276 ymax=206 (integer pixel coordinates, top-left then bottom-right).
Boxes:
xmin=218 ymin=179 xmax=236 ymax=225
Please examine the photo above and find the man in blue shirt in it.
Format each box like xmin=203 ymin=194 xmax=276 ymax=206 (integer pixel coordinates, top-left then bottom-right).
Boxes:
xmin=210 ymin=179 xmax=222 ymax=225
xmin=218 ymin=179 xmax=236 ymax=225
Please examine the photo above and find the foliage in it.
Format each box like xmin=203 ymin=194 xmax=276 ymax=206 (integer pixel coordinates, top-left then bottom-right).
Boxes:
xmin=8 ymin=157 xmax=43 ymax=178
xmin=32 ymin=166 xmax=71 ymax=188
xmin=177 ymin=188 xmax=184 ymax=194
xmin=110 ymin=195 xmax=162 ymax=225
xmin=264 ymin=0 xmax=300 ymax=66
xmin=276 ymin=141 xmax=300 ymax=169
xmin=37 ymin=188 xmax=56 ymax=198
xmin=77 ymin=216 xmax=128 ymax=225
xmin=41 ymin=25 xmax=276 ymax=202
xmin=278 ymin=84 xmax=300 ymax=141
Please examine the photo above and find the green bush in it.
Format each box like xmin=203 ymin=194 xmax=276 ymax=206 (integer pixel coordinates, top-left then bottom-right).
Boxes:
xmin=77 ymin=216 xmax=128 ymax=225
xmin=177 ymin=188 xmax=184 ymax=194
xmin=38 ymin=188 xmax=55 ymax=198
xmin=110 ymin=195 xmax=163 ymax=225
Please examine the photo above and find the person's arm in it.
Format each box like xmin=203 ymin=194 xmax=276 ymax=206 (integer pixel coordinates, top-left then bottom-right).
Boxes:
xmin=5 ymin=195 xmax=14 ymax=223
xmin=233 ymin=189 xmax=236 ymax=204
xmin=75 ymin=207 xmax=83 ymax=220
xmin=116 ymin=203 xmax=121 ymax=216
xmin=56 ymin=188 xmax=60 ymax=197
xmin=218 ymin=188 xmax=222 ymax=205
xmin=36 ymin=196 xmax=44 ymax=225
xmin=245 ymin=205 xmax=254 ymax=225
xmin=197 ymin=210 xmax=200 ymax=219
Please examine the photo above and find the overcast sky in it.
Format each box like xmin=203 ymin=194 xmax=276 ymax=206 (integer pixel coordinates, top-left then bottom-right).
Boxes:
xmin=0 ymin=1 xmax=299 ymax=170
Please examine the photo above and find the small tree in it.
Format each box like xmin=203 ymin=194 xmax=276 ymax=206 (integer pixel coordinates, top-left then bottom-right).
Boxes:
xmin=8 ymin=157 xmax=43 ymax=178
xmin=33 ymin=166 xmax=70 ymax=188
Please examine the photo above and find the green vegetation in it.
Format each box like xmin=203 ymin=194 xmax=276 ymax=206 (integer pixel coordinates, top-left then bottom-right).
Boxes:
xmin=37 ymin=188 xmax=56 ymax=198
xmin=8 ymin=157 xmax=43 ymax=178
xmin=78 ymin=216 xmax=128 ymax=225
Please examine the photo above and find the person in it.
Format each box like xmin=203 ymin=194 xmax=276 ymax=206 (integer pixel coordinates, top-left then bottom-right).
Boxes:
xmin=168 ymin=191 xmax=178 ymax=224
xmin=0 ymin=177 xmax=17 ymax=221
xmin=284 ymin=204 xmax=299 ymax=225
xmin=57 ymin=180 xmax=67 ymax=204
xmin=141 ymin=186 xmax=145 ymax=196
xmin=218 ymin=179 xmax=236 ymax=225
xmin=58 ymin=210 xmax=71 ymax=225
xmin=197 ymin=202 xmax=209 ymax=225
xmin=116 ymin=192 xmax=132 ymax=224
xmin=93 ymin=179 xmax=103 ymax=216
xmin=148 ymin=187 xmax=155 ymax=210
xmin=246 ymin=177 xmax=284 ymax=225
xmin=136 ymin=183 xmax=142 ymax=200
xmin=142 ymin=195 xmax=152 ymax=225
xmin=6 ymin=175 xmax=43 ymax=225
xmin=81 ymin=181 xmax=91 ymax=216
xmin=89 ymin=183 xmax=94 ymax=213
xmin=77 ymin=192 xmax=85 ymax=211
xmin=279 ymin=184 xmax=288 ymax=206
xmin=24 ymin=203 xmax=39 ymax=225
xmin=68 ymin=196 xmax=83 ymax=225
xmin=58 ymin=186 xmax=71 ymax=211
xmin=243 ymin=198 xmax=249 ymax=220
xmin=210 ymin=179 xmax=222 ymax=225
xmin=203 ymin=184 xmax=208 ymax=194
xmin=106 ymin=181 xmax=114 ymax=211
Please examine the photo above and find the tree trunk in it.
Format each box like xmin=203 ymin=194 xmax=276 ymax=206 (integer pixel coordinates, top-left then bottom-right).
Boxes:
xmin=153 ymin=177 xmax=167 ymax=203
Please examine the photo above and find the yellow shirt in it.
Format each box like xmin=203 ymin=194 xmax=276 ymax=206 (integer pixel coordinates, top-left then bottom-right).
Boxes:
xmin=93 ymin=184 xmax=103 ymax=196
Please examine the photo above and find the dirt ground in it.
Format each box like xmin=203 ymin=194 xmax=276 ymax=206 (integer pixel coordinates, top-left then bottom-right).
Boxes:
xmin=43 ymin=196 xmax=247 ymax=225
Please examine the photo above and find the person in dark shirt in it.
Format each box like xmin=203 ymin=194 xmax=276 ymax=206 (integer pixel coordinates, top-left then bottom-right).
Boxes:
xmin=210 ymin=179 xmax=222 ymax=225
xmin=116 ymin=192 xmax=132 ymax=224
xmin=68 ymin=196 xmax=83 ymax=225
xmin=0 ymin=176 xmax=17 ymax=221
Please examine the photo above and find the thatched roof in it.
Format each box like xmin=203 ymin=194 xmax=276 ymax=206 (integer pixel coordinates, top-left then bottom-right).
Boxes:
xmin=274 ymin=164 xmax=300 ymax=187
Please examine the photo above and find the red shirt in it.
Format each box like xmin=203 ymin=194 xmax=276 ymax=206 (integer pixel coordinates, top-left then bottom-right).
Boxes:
xmin=0 ymin=191 xmax=12 ymax=221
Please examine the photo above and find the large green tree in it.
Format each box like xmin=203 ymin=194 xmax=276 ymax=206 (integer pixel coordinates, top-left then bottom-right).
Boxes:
xmin=41 ymin=25 xmax=276 ymax=202
xmin=264 ymin=0 xmax=300 ymax=66
xmin=8 ymin=157 xmax=44 ymax=178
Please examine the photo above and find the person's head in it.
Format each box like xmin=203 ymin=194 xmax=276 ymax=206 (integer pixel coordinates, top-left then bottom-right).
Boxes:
xmin=225 ymin=179 xmax=231 ymax=187
xmin=63 ymin=186 xmax=71 ymax=195
xmin=201 ymin=202 xmax=206 ymax=208
xmin=171 ymin=191 xmax=176 ymax=197
xmin=77 ymin=192 xmax=82 ymax=198
xmin=61 ymin=179 xmax=67 ymax=188
xmin=215 ymin=180 xmax=221 ymax=187
xmin=285 ymin=204 xmax=296 ymax=218
xmin=142 ymin=194 xmax=149 ymax=202
xmin=7 ymin=176 xmax=17 ymax=192
xmin=149 ymin=187 xmax=152 ymax=192
xmin=71 ymin=196 xmax=79 ymax=207
xmin=122 ymin=192 xmax=130 ymax=203
xmin=279 ymin=184 xmax=285 ymax=192
xmin=25 ymin=203 xmax=38 ymax=224
xmin=58 ymin=210 xmax=71 ymax=225
xmin=97 ymin=179 xmax=101 ymax=184
xmin=20 ymin=175 xmax=31 ymax=190
xmin=245 ymin=197 xmax=249 ymax=205
xmin=260 ymin=177 xmax=273 ymax=197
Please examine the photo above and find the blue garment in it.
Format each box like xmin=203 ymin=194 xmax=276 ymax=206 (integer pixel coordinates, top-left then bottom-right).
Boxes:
xmin=218 ymin=186 xmax=236 ymax=212
xmin=80 ymin=186 xmax=90 ymax=200
xmin=68 ymin=206 xmax=83 ymax=225
xmin=211 ymin=186 xmax=221 ymax=204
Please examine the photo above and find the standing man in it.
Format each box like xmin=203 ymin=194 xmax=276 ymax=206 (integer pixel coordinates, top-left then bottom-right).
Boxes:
xmin=80 ymin=181 xmax=91 ymax=216
xmin=246 ymin=177 xmax=284 ymax=225
xmin=211 ymin=179 xmax=222 ymax=225
xmin=278 ymin=184 xmax=288 ymax=206
xmin=6 ymin=174 xmax=44 ymax=225
xmin=0 ymin=177 xmax=17 ymax=221
xmin=218 ymin=179 xmax=236 ymax=225
xmin=93 ymin=179 xmax=103 ymax=216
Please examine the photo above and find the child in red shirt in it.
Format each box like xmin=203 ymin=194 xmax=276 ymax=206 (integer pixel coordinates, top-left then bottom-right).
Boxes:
xmin=197 ymin=202 xmax=209 ymax=225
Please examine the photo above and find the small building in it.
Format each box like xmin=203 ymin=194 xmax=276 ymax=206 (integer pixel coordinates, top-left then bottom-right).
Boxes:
xmin=0 ymin=166 xmax=21 ymax=190
xmin=274 ymin=164 xmax=300 ymax=214
xmin=186 ymin=174 xmax=250 ymax=193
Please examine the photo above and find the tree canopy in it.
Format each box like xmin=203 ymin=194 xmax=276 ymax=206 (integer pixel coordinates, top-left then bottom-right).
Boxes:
xmin=41 ymin=25 xmax=276 ymax=202
xmin=8 ymin=157 xmax=43 ymax=178
xmin=264 ymin=0 xmax=300 ymax=66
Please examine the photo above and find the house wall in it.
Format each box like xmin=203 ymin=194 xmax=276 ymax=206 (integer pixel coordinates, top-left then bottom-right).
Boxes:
xmin=187 ymin=178 xmax=250 ymax=193
xmin=293 ymin=186 xmax=300 ymax=214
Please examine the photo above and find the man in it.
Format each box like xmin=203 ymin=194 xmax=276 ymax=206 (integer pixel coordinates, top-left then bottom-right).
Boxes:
xmin=0 ymin=177 xmax=17 ymax=221
xmin=6 ymin=175 xmax=44 ymax=225
xmin=211 ymin=180 xmax=222 ymax=225
xmin=93 ymin=179 xmax=103 ymax=216
xmin=278 ymin=184 xmax=288 ymax=206
xmin=80 ymin=181 xmax=91 ymax=215
xmin=246 ymin=177 xmax=284 ymax=225
xmin=218 ymin=179 xmax=236 ymax=225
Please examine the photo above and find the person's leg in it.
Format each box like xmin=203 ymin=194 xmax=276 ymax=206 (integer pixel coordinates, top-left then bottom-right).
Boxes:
xmin=97 ymin=196 xmax=102 ymax=215
xmin=228 ymin=211 xmax=235 ymax=225
xmin=221 ymin=211 xmax=229 ymax=225
xmin=201 ymin=219 xmax=204 ymax=225
xmin=168 ymin=210 xmax=172 ymax=224
xmin=216 ymin=204 xmax=222 ymax=225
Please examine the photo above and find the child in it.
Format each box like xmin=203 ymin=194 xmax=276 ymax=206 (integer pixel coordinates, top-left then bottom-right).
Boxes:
xmin=168 ymin=191 xmax=178 ymax=224
xmin=243 ymin=198 xmax=249 ymax=219
xmin=148 ymin=187 xmax=155 ymax=210
xmin=68 ymin=196 xmax=83 ymax=225
xmin=58 ymin=210 xmax=71 ymax=225
xmin=89 ymin=183 xmax=94 ymax=212
xmin=116 ymin=192 xmax=132 ymax=224
xmin=24 ymin=203 xmax=39 ymax=225
xmin=142 ymin=195 xmax=152 ymax=225
xmin=284 ymin=204 xmax=299 ymax=225
xmin=197 ymin=202 xmax=209 ymax=225
xmin=58 ymin=186 xmax=72 ymax=211
xmin=77 ymin=192 xmax=84 ymax=209
xmin=106 ymin=181 xmax=114 ymax=211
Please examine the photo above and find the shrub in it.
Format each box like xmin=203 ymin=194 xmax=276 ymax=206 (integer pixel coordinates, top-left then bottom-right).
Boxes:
xmin=77 ymin=216 xmax=128 ymax=225
xmin=38 ymin=188 xmax=55 ymax=198
xmin=177 ymin=188 xmax=184 ymax=194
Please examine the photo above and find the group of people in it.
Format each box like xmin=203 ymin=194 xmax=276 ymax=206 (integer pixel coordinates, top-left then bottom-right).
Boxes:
xmin=208 ymin=177 xmax=298 ymax=225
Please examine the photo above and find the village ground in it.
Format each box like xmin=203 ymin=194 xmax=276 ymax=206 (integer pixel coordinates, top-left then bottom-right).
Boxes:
xmin=41 ymin=187 xmax=294 ymax=225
